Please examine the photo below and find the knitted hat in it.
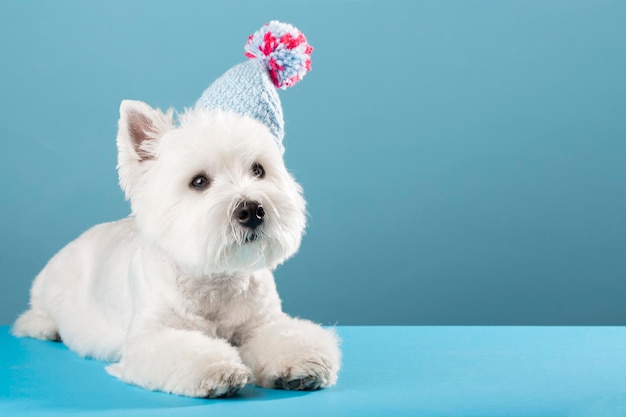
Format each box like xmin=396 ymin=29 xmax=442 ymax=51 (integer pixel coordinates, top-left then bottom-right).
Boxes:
xmin=195 ymin=21 xmax=313 ymax=154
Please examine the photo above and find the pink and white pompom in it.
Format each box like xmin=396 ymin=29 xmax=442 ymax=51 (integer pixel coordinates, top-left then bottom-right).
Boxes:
xmin=244 ymin=20 xmax=313 ymax=89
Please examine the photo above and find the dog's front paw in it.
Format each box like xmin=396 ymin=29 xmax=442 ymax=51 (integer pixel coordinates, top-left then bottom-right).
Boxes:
xmin=107 ymin=357 xmax=251 ymax=398
xmin=240 ymin=318 xmax=341 ymax=391
xmin=199 ymin=361 xmax=251 ymax=398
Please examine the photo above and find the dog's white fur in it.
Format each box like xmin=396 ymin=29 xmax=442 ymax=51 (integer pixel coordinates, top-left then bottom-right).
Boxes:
xmin=12 ymin=100 xmax=340 ymax=397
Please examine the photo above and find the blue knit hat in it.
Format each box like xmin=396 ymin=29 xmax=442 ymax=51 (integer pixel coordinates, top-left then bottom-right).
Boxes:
xmin=195 ymin=21 xmax=313 ymax=154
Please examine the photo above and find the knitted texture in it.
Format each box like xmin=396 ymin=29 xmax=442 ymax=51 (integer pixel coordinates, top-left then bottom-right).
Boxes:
xmin=196 ymin=59 xmax=285 ymax=153
xmin=195 ymin=21 xmax=312 ymax=153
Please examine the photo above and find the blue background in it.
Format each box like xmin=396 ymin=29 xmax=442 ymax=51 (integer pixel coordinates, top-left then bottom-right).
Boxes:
xmin=1 ymin=0 xmax=625 ymax=326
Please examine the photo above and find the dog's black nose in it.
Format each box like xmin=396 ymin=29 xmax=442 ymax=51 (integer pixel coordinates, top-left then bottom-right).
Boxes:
xmin=234 ymin=201 xmax=265 ymax=229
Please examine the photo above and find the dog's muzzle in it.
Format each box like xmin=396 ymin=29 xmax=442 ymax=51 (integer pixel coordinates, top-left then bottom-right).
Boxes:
xmin=234 ymin=200 xmax=265 ymax=230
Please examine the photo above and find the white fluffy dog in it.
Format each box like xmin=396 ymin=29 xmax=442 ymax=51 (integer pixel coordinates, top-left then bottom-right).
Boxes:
xmin=12 ymin=21 xmax=341 ymax=397
xmin=13 ymin=101 xmax=341 ymax=397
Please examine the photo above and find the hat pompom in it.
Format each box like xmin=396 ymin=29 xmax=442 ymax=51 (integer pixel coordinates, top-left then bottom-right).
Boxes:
xmin=244 ymin=21 xmax=313 ymax=90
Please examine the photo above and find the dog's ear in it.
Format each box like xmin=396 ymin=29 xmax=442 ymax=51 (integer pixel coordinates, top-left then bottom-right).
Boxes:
xmin=117 ymin=100 xmax=174 ymax=199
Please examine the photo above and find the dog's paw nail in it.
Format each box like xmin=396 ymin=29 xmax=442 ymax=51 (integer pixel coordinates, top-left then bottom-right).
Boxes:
xmin=287 ymin=379 xmax=301 ymax=390
xmin=303 ymin=376 xmax=321 ymax=390
xmin=214 ymin=385 xmax=243 ymax=398
xmin=276 ymin=375 xmax=321 ymax=391
xmin=206 ymin=382 xmax=245 ymax=399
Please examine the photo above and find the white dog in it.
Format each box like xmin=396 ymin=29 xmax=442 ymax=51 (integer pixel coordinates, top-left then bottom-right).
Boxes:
xmin=12 ymin=21 xmax=340 ymax=398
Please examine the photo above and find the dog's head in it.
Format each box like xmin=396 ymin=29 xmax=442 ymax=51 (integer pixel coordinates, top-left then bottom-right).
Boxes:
xmin=116 ymin=100 xmax=306 ymax=275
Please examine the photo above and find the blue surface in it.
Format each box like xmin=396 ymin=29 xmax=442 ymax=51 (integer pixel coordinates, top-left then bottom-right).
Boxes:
xmin=2 ymin=1 xmax=626 ymax=326
xmin=2 ymin=326 xmax=626 ymax=416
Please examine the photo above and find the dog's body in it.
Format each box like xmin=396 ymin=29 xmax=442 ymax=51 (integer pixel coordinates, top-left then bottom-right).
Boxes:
xmin=13 ymin=102 xmax=340 ymax=397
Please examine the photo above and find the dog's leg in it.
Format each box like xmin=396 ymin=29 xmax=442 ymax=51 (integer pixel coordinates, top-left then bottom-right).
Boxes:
xmin=106 ymin=327 xmax=250 ymax=398
xmin=12 ymin=308 xmax=60 ymax=341
xmin=239 ymin=316 xmax=341 ymax=390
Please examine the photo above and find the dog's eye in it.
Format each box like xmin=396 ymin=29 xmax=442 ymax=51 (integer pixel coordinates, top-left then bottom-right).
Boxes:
xmin=251 ymin=162 xmax=265 ymax=179
xmin=190 ymin=174 xmax=210 ymax=190
xmin=251 ymin=163 xmax=265 ymax=178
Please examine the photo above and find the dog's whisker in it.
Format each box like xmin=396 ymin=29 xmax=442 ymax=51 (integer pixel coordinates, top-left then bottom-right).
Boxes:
xmin=258 ymin=191 xmax=280 ymax=219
